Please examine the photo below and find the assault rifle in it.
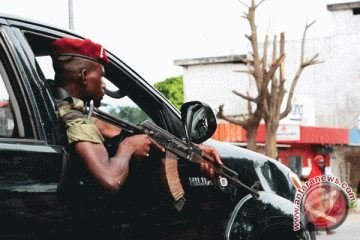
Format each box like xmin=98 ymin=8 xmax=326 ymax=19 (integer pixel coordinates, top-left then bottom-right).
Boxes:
xmin=85 ymin=100 xmax=260 ymax=211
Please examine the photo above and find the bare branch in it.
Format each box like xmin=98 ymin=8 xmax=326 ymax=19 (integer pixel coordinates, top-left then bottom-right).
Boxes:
xmin=264 ymin=53 xmax=285 ymax=87
xmin=301 ymin=53 xmax=325 ymax=68
xmin=263 ymin=97 xmax=270 ymax=119
xmin=243 ymin=58 xmax=254 ymax=66
xmin=280 ymin=63 xmax=306 ymax=120
xmin=241 ymin=12 xmax=249 ymax=19
xmin=233 ymin=70 xmax=255 ymax=75
xmin=262 ymin=33 xmax=269 ymax=72
xmin=301 ymin=19 xmax=316 ymax=64
xmin=267 ymin=35 xmax=279 ymax=119
xmin=280 ymin=21 xmax=323 ymax=119
xmin=266 ymin=17 xmax=271 ymax=36
xmin=217 ymin=104 xmax=247 ymax=127
xmin=238 ymin=0 xmax=250 ymax=8
xmin=232 ymin=90 xmax=259 ymax=103
xmin=269 ymin=33 xmax=286 ymax=118
xmin=255 ymin=0 xmax=265 ymax=8
xmin=280 ymin=32 xmax=285 ymax=80
xmin=245 ymin=0 xmax=263 ymax=89
xmin=280 ymin=18 xmax=321 ymax=119
xmin=247 ymin=92 xmax=253 ymax=115
xmin=307 ymin=19 xmax=316 ymax=29
xmin=276 ymin=79 xmax=286 ymax=118
xmin=271 ymin=34 xmax=278 ymax=81
xmin=261 ymin=17 xmax=271 ymax=72
xmin=248 ymin=52 xmax=255 ymax=61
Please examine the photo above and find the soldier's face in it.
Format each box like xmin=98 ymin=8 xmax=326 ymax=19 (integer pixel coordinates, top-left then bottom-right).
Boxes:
xmin=85 ymin=63 xmax=106 ymax=107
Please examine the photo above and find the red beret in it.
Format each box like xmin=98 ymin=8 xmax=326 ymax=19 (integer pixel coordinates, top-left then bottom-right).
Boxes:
xmin=51 ymin=38 xmax=109 ymax=66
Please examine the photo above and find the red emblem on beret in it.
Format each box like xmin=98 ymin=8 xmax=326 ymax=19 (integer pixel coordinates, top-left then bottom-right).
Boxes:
xmin=51 ymin=38 xmax=109 ymax=66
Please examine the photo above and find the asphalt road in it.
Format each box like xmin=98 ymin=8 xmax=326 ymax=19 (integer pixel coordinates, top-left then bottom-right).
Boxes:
xmin=316 ymin=211 xmax=360 ymax=240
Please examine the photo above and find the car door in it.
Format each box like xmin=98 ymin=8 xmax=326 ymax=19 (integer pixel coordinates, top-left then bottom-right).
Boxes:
xmin=0 ymin=25 xmax=70 ymax=238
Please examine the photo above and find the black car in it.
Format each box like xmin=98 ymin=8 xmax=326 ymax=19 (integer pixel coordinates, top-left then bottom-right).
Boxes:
xmin=0 ymin=13 xmax=314 ymax=239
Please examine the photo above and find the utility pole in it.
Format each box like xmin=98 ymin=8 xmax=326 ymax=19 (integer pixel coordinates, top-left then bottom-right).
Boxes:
xmin=69 ymin=0 xmax=74 ymax=30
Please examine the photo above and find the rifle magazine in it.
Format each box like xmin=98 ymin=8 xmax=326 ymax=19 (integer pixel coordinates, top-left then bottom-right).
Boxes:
xmin=160 ymin=151 xmax=186 ymax=211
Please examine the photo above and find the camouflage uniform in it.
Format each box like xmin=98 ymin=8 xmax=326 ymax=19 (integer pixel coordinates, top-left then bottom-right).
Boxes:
xmin=57 ymin=97 xmax=118 ymax=236
xmin=57 ymin=97 xmax=104 ymax=145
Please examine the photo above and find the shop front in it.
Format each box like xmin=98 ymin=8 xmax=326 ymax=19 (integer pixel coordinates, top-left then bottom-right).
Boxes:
xmin=211 ymin=123 xmax=349 ymax=181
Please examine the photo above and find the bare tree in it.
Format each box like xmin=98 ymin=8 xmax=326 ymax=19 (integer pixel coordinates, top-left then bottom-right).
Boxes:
xmin=218 ymin=0 xmax=323 ymax=158
xmin=217 ymin=0 xmax=284 ymax=152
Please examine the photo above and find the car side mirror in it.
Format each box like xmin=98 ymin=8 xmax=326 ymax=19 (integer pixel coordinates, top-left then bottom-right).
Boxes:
xmin=104 ymin=88 xmax=126 ymax=99
xmin=181 ymin=101 xmax=217 ymax=144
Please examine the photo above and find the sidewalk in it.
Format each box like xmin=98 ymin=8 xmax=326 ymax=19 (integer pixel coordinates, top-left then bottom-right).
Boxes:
xmin=316 ymin=211 xmax=360 ymax=239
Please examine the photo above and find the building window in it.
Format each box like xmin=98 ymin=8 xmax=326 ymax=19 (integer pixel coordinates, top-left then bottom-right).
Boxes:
xmin=288 ymin=156 xmax=303 ymax=177
xmin=353 ymin=8 xmax=360 ymax=15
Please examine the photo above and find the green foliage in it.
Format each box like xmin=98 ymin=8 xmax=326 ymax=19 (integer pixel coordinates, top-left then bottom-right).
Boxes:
xmin=350 ymin=188 xmax=357 ymax=209
xmin=109 ymin=106 xmax=152 ymax=125
xmin=154 ymin=76 xmax=184 ymax=110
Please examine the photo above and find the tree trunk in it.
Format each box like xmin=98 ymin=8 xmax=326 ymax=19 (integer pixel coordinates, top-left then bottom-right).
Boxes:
xmin=246 ymin=105 xmax=263 ymax=151
xmin=265 ymin=121 xmax=279 ymax=159
xmin=246 ymin=124 xmax=258 ymax=151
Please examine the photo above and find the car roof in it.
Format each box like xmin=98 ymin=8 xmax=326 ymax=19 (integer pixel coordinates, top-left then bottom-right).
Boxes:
xmin=0 ymin=12 xmax=73 ymax=33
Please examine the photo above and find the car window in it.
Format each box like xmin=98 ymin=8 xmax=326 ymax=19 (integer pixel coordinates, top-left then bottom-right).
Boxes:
xmin=35 ymin=55 xmax=153 ymax=126
xmin=36 ymin=56 xmax=54 ymax=80
xmin=0 ymin=78 xmax=14 ymax=137
xmin=100 ymin=78 xmax=153 ymax=125
xmin=0 ymin=57 xmax=25 ymax=138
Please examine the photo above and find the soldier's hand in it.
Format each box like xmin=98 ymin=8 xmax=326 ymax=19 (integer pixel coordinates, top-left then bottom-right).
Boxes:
xmin=121 ymin=134 xmax=165 ymax=158
xmin=198 ymin=145 xmax=222 ymax=179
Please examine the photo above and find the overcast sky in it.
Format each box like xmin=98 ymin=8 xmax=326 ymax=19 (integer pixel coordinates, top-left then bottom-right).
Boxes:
xmin=0 ymin=0 xmax=351 ymax=85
